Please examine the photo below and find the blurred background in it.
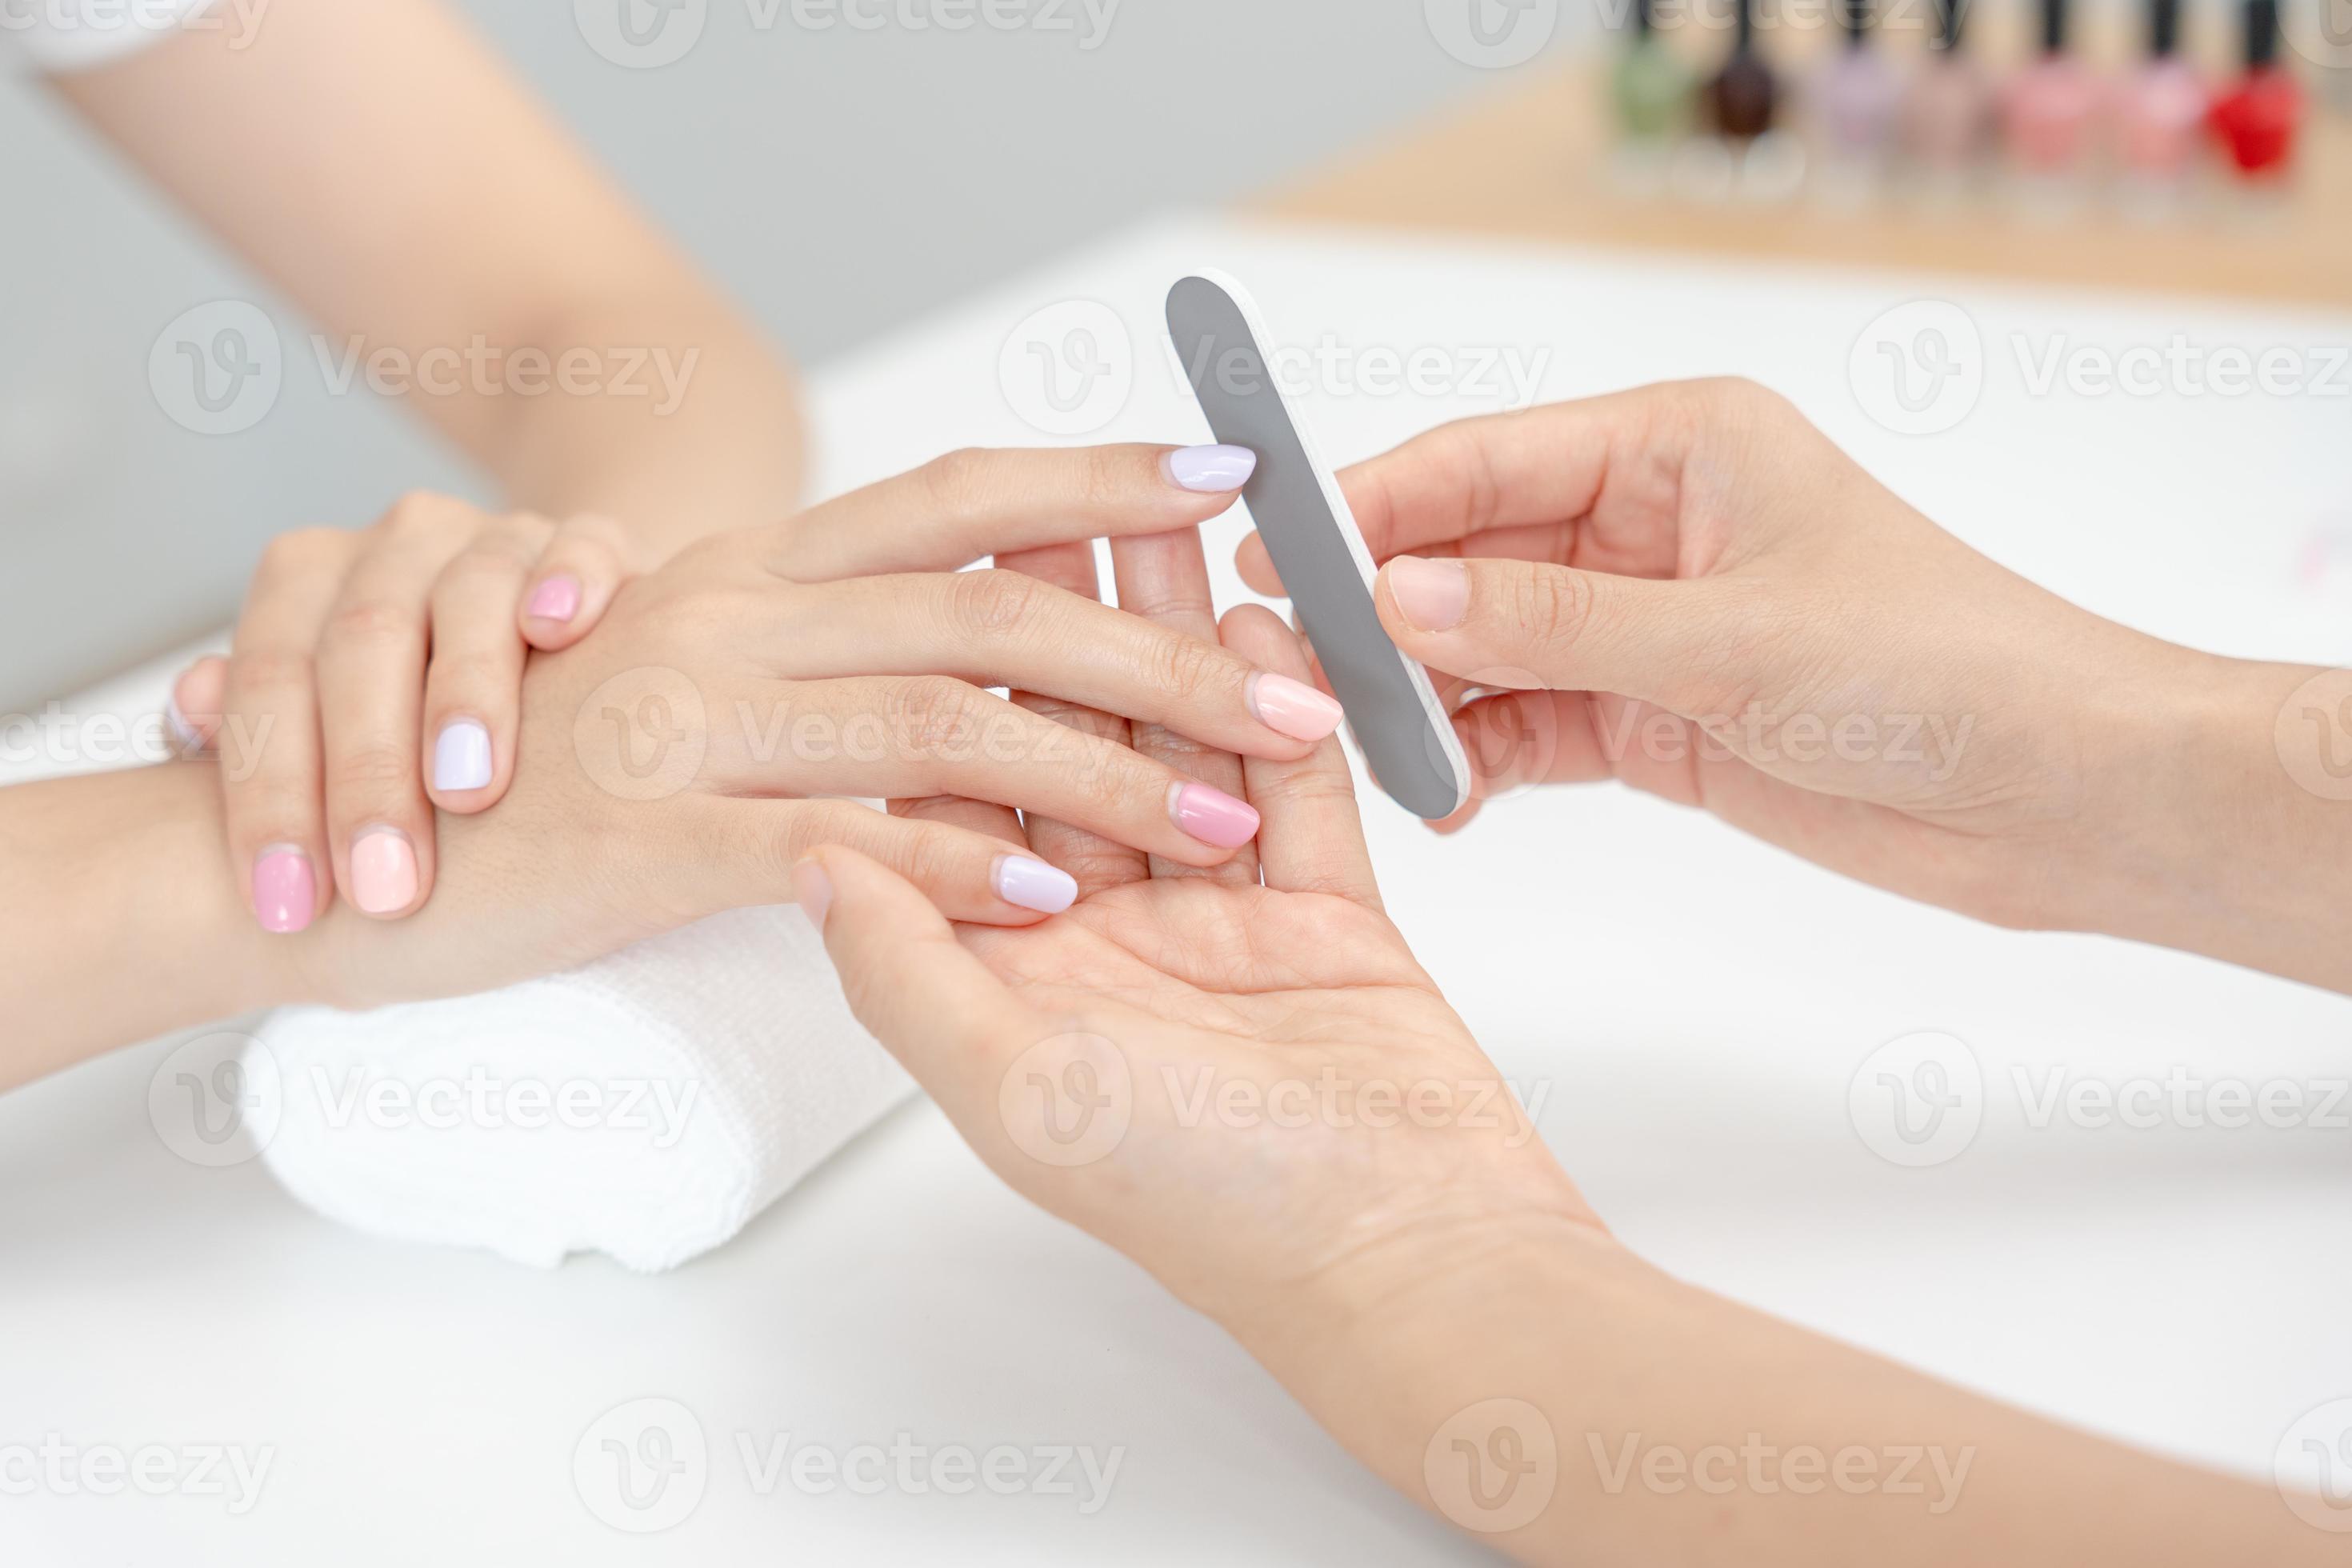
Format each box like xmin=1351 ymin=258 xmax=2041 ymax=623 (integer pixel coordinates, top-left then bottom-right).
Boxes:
xmin=2 ymin=0 xmax=2344 ymax=706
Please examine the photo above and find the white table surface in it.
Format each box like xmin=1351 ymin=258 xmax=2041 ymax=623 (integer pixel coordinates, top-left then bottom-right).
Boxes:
xmin=6 ymin=214 xmax=2351 ymax=1564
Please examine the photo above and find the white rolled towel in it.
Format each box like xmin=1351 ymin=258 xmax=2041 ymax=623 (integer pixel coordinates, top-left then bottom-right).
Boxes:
xmin=244 ymin=906 xmax=911 ymax=1272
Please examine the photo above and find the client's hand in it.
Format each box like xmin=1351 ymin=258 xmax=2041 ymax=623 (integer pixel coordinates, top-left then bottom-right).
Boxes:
xmin=290 ymin=445 xmax=1346 ymax=1010
xmin=1239 ymin=379 xmax=2306 ymax=956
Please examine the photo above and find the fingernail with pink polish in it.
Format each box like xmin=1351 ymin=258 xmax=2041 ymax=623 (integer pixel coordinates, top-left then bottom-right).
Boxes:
xmin=349 ymin=826 xmax=418 ymax=916
xmin=1169 ymin=781 xmax=1260 ymax=848
xmin=993 ymin=854 xmax=1077 ymax=914
xmin=525 ymin=574 xmax=582 ymax=623
xmin=253 ymin=846 xmax=317 ymax=934
xmin=1247 ymin=671 xmax=1345 ymax=742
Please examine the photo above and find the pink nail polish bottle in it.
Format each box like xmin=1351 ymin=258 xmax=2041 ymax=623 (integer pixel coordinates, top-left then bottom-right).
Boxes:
xmin=2002 ymin=0 xmax=2104 ymax=198
xmin=1906 ymin=0 xmax=1997 ymax=197
xmin=2118 ymin=0 xmax=2210 ymax=202
xmin=1814 ymin=0 xmax=1906 ymax=196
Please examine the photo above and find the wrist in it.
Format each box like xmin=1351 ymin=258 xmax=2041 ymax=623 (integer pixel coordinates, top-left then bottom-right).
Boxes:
xmin=2054 ymin=649 xmax=2352 ymax=990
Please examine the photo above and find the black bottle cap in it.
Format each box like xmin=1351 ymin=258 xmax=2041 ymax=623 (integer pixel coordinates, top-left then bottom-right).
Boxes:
xmin=2244 ymin=0 xmax=2280 ymax=67
xmin=1734 ymin=0 xmax=1757 ymax=50
xmin=1842 ymin=0 xmax=1871 ymax=46
xmin=2042 ymin=0 xmax=2069 ymax=53
xmin=2149 ymin=0 xmax=2180 ymax=56
xmin=1933 ymin=0 xmax=1968 ymax=50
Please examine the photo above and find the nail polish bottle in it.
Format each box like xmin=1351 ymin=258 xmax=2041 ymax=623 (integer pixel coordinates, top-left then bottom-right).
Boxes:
xmin=1614 ymin=0 xmax=1694 ymax=146
xmin=2118 ymin=0 xmax=2209 ymax=199
xmin=1707 ymin=0 xmax=1779 ymax=144
xmin=2210 ymin=0 xmax=2304 ymax=183
xmin=1905 ymin=0 xmax=1996 ymax=191
xmin=2002 ymin=0 xmax=2102 ymax=188
xmin=1610 ymin=0 xmax=1695 ymax=190
xmin=1814 ymin=0 xmax=1905 ymax=191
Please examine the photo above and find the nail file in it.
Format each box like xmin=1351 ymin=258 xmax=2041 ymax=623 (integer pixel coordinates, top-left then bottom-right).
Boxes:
xmin=1165 ymin=272 xmax=1470 ymax=820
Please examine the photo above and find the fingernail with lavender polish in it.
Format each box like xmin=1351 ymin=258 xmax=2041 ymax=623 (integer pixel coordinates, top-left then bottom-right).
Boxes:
xmin=433 ymin=719 xmax=493 ymax=793
xmin=992 ymin=854 xmax=1078 ymax=915
xmin=253 ymin=846 xmax=316 ymax=934
xmin=1169 ymin=781 xmax=1260 ymax=849
xmin=1162 ymin=444 xmax=1258 ymax=494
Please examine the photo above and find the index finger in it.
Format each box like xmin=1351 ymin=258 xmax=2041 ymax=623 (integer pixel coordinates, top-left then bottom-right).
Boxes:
xmin=765 ymin=443 xmax=1257 ymax=582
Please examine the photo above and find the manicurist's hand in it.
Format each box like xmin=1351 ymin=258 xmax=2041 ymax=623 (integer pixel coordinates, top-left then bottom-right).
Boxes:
xmin=789 ymin=576 xmax=2317 ymax=1568
xmin=1238 ymin=379 xmax=2352 ymax=993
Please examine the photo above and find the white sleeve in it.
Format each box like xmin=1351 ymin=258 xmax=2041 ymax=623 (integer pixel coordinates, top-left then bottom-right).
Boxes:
xmin=4 ymin=0 xmax=220 ymax=74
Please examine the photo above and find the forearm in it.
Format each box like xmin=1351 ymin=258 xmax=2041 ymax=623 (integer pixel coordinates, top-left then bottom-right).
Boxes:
xmin=0 ymin=764 xmax=299 ymax=1091
xmin=1244 ymin=1220 xmax=2316 ymax=1566
xmin=2061 ymin=650 xmax=2352 ymax=994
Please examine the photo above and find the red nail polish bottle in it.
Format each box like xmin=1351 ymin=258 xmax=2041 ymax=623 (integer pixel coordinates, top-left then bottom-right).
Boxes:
xmin=2210 ymin=0 xmax=2304 ymax=182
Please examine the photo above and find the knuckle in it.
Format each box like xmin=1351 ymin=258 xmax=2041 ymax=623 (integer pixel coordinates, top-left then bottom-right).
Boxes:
xmin=225 ymin=646 xmax=313 ymax=698
xmin=918 ymin=447 xmax=991 ymax=522
xmin=322 ymin=598 xmax=420 ymax=653
xmin=426 ymin=650 xmax=507 ymax=706
xmin=1147 ymin=633 xmax=1222 ymax=706
xmin=1521 ymin=566 xmax=1594 ymax=649
xmin=330 ymin=739 xmax=417 ymax=797
xmin=886 ymin=675 xmax=982 ymax=756
xmin=254 ymin=527 xmax=350 ymax=592
xmin=946 ymin=568 xmax=1042 ymax=638
xmin=1079 ymin=443 xmax=1126 ymax=510
xmin=381 ymin=490 xmax=466 ymax=542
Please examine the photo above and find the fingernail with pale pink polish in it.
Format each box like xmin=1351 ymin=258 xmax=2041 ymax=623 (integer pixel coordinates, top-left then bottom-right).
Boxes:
xmin=525 ymin=574 xmax=582 ymax=623
xmin=1385 ymin=556 xmax=1469 ymax=632
xmin=1247 ymin=671 xmax=1345 ymax=742
xmin=253 ymin=846 xmax=316 ymax=934
xmin=349 ymin=826 xmax=418 ymax=916
xmin=993 ymin=854 xmax=1077 ymax=914
xmin=1169 ymin=781 xmax=1260 ymax=848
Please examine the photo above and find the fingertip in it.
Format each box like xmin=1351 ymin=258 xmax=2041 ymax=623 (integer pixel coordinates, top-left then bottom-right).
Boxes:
xmin=1234 ymin=532 xmax=1283 ymax=596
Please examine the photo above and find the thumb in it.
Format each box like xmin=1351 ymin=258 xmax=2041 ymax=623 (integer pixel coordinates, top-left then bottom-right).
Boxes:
xmin=793 ymin=846 xmax=1034 ymax=1093
xmin=1374 ymin=555 xmax=1749 ymax=715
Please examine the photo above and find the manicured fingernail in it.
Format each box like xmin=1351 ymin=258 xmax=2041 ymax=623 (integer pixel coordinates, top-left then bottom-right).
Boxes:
xmin=992 ymin=854 xmax=1077 ymax=915
xmin=1385 ymin=556 xmax=1469 ymax=632
xmin=1162 ymin=444 xmax=1258 ymax=493
xmin=348 ymin=826 xmax=418 ymax=916
xmin=525 ymin=574 xmax=582 ymax=623
xmin=1169 ymin=781 xmax=1260 ymax=848
xmin=252 ymin=846 xmax=316 ymax=934
xmin=432 ymin=719 xmax=493 ymax=793
xmin=791 ymin=858 xmax=833 ymax=928
xmin=1247 ymin=671 xmax=1345 ymax=742
xmin=165 ymin=691 xmax=200 ymax=754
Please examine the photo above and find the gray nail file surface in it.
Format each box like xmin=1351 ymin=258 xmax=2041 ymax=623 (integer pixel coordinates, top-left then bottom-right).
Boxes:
xmin=1166 ymin=272 xmax=1469 ymax=820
